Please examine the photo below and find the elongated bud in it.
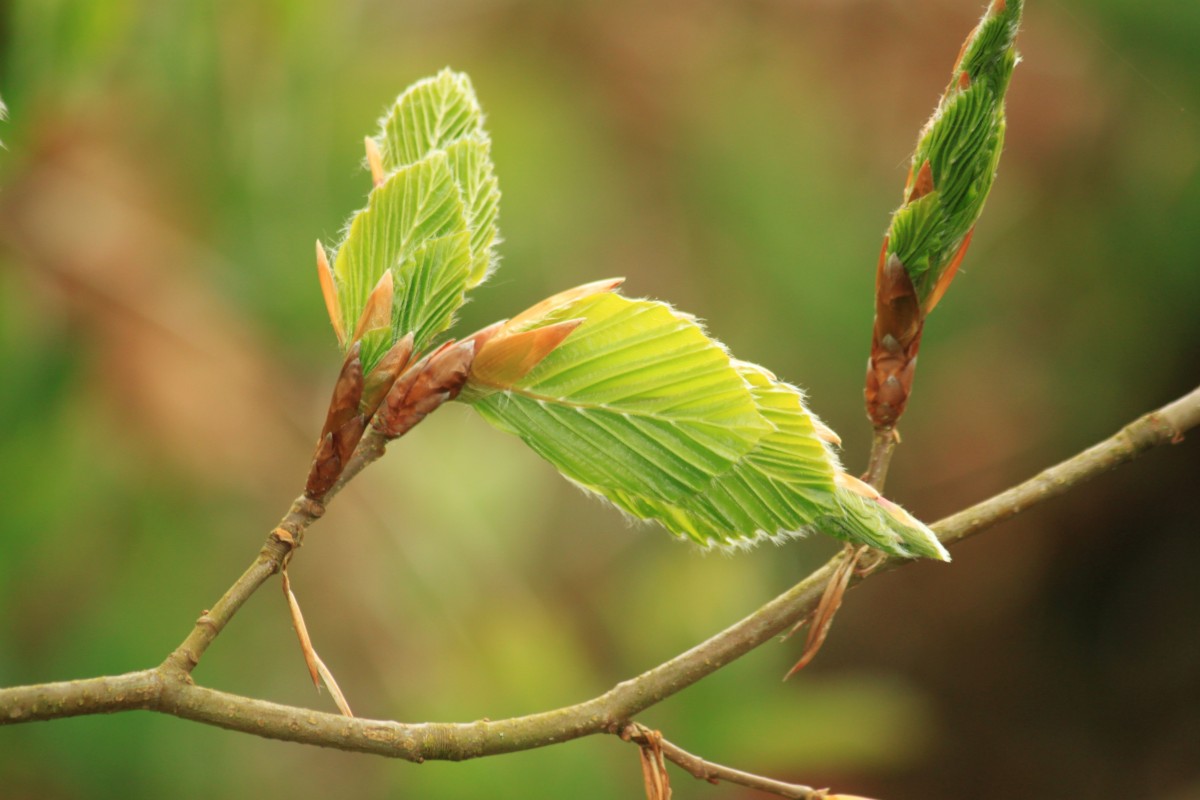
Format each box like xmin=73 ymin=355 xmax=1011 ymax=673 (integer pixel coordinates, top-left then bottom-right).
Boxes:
xmin=373 ymin=339 xmax=476 ymax=439
xmin=360 ymin=333 xmax=414 ymax=416
xmin=306 ymin=343 xmax=367 ymax=498
xmin=316 ymin=240 xmax=346 ymax=347
xmin=865 ymin=1 xmax=1020 ymax=429
xmin=321 ymin=342 xmax=365 ymax=439
xmin=866 ymin=246 xmax=924 ymax=428
xmin=835 ymin=472 xmax=949 ymax=561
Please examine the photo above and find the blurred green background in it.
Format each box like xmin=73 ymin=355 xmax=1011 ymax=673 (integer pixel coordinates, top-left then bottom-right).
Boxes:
xmin=1 ymin=1 xmax=1198 ymax=798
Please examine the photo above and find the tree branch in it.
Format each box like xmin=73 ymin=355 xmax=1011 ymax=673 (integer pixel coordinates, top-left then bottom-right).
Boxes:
xmin=2 ymin=384 xmax=1197 ymax=774
xmin=934 ymin=384 xmax=1200 ymax=549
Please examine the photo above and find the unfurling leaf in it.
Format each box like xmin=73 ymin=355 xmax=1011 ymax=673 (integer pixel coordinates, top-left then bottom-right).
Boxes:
xmin=868 ymin=0 xmax=1021 ymax=428
xmin=318 ymin=69 xmax=501 ymax=375
xmin=462 ymin=290 xmax=946 ymax=559
xmin=373 ymin=69 xmax=501 ymax=287
xmin=887 ymin=0 xmax=1019 ymax=307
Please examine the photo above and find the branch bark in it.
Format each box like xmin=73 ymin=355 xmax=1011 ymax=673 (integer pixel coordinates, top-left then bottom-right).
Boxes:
xmin=2 ymin=384 xmax=1197 ymax=773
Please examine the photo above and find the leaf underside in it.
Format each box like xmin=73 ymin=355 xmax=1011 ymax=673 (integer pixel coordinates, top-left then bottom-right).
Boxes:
xmin=463 ymin=292 xmax=947 ymax=558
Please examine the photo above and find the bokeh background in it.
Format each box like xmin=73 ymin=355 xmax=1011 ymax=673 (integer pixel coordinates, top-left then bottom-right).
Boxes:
xmin=1 ymin=1 xmax=1198 ymax=798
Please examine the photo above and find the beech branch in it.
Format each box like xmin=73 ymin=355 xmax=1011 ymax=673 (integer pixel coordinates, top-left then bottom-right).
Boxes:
xmin=2 ymin=385 xmax=1198 ymax=786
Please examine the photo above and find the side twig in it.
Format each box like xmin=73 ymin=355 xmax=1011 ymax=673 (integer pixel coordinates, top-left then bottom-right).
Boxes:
xmin=862 ymin=426 xmax=898 ymax=490
xmin=621 ymin=723 xmax=842 ymax=800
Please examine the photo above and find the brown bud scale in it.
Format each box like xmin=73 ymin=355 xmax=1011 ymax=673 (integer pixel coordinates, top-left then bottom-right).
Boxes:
xmin=865 ymin=243 xmax=925 ymax=428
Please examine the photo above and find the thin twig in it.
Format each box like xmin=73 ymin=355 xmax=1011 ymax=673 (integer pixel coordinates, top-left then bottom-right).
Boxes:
xmin=161 ymin=495 xmax=324 ymax=676
xmin=862 ymin=426 xmax=898 ymax=490
xmin=3 ymin=385 xmax=1197 ymax=766
xmin=622 ymin=723 xmax=834 ymax=800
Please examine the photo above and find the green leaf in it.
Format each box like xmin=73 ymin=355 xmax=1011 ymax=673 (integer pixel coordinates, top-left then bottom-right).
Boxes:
xmin=321 ymin=70 xmax=503 ymax=369
xmin=375 ymin=69 xmax=501 ymax=285
xmin=445 ymin=137 xmax=501 ymax=286
xmin=887 ymin=0 xmax=1021 ymax=305
xmin=331 ymin=153 xmax=468 ymax=368
xmin=392 ymin=232 xmax=473 ymax=355
xmin=462 ymin=291 xmax=947 ymax=558
xmin=463 ymin=292 xmax=773 ymax=537
xmin=376 ymin=69 xmax=484 ymax=171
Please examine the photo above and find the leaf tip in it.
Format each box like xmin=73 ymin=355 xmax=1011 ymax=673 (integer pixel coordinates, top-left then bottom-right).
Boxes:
xmin=506 ymin=278 xmax=625 ymax=330
xmin=364 ymin=136 xmax=385 ymax=188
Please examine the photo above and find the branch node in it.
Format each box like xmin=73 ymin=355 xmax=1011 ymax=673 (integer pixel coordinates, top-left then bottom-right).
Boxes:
xmin=272 ymin=527 xmax=298 ymax=548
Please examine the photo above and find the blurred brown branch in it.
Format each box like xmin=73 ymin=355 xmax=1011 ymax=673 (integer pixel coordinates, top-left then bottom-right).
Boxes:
xmin=2 ymin=384 xmax=1196 ymax=799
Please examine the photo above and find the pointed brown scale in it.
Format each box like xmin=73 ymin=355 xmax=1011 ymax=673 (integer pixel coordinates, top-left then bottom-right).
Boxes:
xmin=958 ymin=70 xmax=972 ymax=91
xmin=990 ymin=0 xmax=1007 ymax=15
xmin=866 ymin=247 xmax=925 ymax=427
xmin=907 ymin=159 xmax=935 ymax=204
xmin=351 ymin=270 xmax=395 ymax=343
xmin=421 ymin=339 xmax=475 ymax=404
xmin=464 ymin=319 xmax=508 ymax=353
xmin=875 ymin=494 xmax=924 ymax=531
xmin=505 ymin=277 xmax=624 ymax=330
xmin=360 ymin=333 xmax=415 ymax=415
xmin=322 ymin=341 xmax=365 ymax=437
xmin=876 ymin=253 xmax=923 ymax=344
xmin=374 ymin=340 xmax=476 ymax=439
xmin=471 ymin=318 xmax=583 ymax=388
xmin=305 ymin=343 xmax=365 ymax=498
xmin=924 ymin=227 xmax=975 ymax=314
xmin=836 ymin=471 xmax=883 ymax=500
xmin=332 ymin=414 xmax=367 ymax=470
xmin=316 ymin=240 xmax=346 ymax=347
xmin=951 ymin=26 xmax=977 ymax=73
xmin=306 ymin=433 xmax=341 ymax=498
xmin=364 ymin=136 xmax=386 ymax=188
xmin=811 ymin=417 xmax=842 ymax=447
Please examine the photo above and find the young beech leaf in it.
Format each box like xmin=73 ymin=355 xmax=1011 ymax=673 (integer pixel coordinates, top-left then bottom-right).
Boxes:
xmin=462 ymin=292 xmax=772 ymax=522
xmin=319 ymin=70 xmax=502 ymax=373
xmin=374 ymin=69 xmax=500 ymax=287
xmin=444 ymin=136 xmax=501 ymax=286
xmin=331 ymin=152 xmax=468 ymax=369
xmin=886 ymin=0 xmax=1020 ymax=308
xmin=461 ymin=291 xmax=947 ymax=559
xmin=376 ymin=69 xmax=484 ymax=171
